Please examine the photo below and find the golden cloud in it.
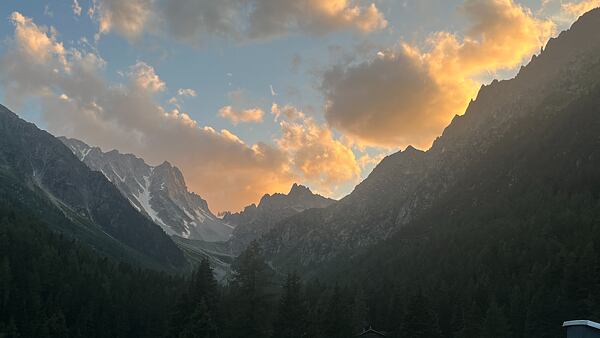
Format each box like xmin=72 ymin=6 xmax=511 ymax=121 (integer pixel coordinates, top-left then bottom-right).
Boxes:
xmin=128 ymin=61 xmax=166 ymax=93
xmin=562 ymin=0 xmax=600 ymax=18
xmin=1 ymin=12 xmax=365 ymax=212
xmin=10 ymin=12 xmax=66 ymax=66
xmin=218 ymin=106 xmax=265 ymax=124
xmin=323 ymin=0 xmax=555 ymax=148
xmin=1 ymin=12 xmax=294 ymax=212
xmin=275 ymin=105 xmax=360 ymax=195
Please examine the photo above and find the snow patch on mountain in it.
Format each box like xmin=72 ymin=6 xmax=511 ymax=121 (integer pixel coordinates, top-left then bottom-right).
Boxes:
xmin=59 ymin=137 xmax=233 ymax=242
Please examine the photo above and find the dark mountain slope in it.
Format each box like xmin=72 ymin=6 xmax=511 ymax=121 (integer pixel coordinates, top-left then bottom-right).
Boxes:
xmin=325 ymin=63 xmax=600 ymax=336
xmin=0 ymin=104 xmax=186 ymax=270
xmin=0 ymin=201 xmax=184 ymax=337
xmin=261 ymin=8 xmax=600 ymax=273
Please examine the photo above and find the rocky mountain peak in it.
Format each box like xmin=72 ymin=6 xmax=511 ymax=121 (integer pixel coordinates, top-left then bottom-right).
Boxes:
xmin=223 ymin=183 xmax=336 ymax=253
xmin=288 ymin=183 xmax=312 ymax=197
xmin=0 ymin=105 xmax=186 ymax=270
xmin=60 ymin=137 xmax=233 ymax=242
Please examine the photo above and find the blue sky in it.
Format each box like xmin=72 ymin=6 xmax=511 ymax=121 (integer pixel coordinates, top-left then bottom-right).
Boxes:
xmin=0 ymin=0 xmax=588 ymax=211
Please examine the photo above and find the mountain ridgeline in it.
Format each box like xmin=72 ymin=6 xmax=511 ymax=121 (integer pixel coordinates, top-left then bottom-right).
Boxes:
xmin=261 ymin=7 xmax=600 ymax=274
xmin=1 ymin=7 xmax=600 ymax=338
xmin=223 ymin=183 xmax=335 ymax=253
xmin=0 ymin=105 xmax=186 ymax=271
xmin=171 ymin=183 xmax=335 ymax=279
xmin=60 ymin=137 xmax=233 ymax=242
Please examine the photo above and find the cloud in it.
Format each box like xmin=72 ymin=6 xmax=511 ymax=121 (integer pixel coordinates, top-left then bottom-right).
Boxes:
xmin=1 ymin=12 xmax=295 ymax=212
xmin=218 ymin=106 xmax=265 ymax=124
xmin=127 ymin=61 xmax=166 ymax=93
xmin=89 ymin=0 xmax=386 ymax=43
xmin=274 ymin=104 xmax=360 ymax=195
xmin=44 ymin=4 xmax=54 ymax=17
xmin=177 ymin=88 xmax=197 ymax=97
xmin=90 ymin=0 xmax=152 ymax=40
xmin=322 ymin=0 xmax=555 ymax=148
xmin=271 ymin=103 xmax=305 ymax=121
xmin=73 ymin=0 xmax=82 ymax=16
xmin=243 ymin=0 xmax=387 ymax=39
xmin=562 ymin=0 xmax=600 ymax=18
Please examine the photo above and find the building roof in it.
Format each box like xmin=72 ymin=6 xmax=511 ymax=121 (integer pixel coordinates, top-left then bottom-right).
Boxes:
xmin=563 ymin=320 xmax=600 ymax=330
xmin=357 ymin=327 xmax=386 ymax=336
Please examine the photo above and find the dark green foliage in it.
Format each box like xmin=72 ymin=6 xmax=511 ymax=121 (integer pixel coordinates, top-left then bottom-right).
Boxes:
xmin=0 ymin=202 xmax=184 ymax=337
xmin=272 ymin=272 xmax=307 ymax=338
xmin=224 ymin=241 xmax=276 ymax=338
xmin=481 ymin=301 xmax=509 ymax=338
xmin=322 ymin=286 xmax=353 ymax=338
xmin=401 ymin=292 xmax=441 ymax=338
xmin=170 ymin=259 xmax=220 ymax=338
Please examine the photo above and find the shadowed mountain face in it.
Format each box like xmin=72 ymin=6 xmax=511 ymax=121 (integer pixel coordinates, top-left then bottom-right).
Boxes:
xmin=261 ymin=8 xmax=600 ymax=273
xmin=60 ymin=137 xmax=233 ymax=242
xmin=0 ymin=105 xmax=186 ymax=270
xmin=222 ymin=183 xmax=335 ymax=253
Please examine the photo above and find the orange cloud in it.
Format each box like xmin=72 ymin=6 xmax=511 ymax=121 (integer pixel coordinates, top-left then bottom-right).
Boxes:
xmin=562 ymin=0 xmax=600 ymax=18
xmin=275 ymin=104 xmax=360 ymax=195
xmin=1 ymin=12 xmax=366 ymax=212
xmin=271 ymin=103 xmax=305 ymax=121
xmin=323 ymin=0 xmax=555 ymax=148
xmin=1 ymin=12 xmax=293 ymax=212
xmin=10 ymin=12 xmax=66 ymax=66
xmin=128 ymin=61 xmax=166 ymax=93
xmin=218 ymin=106 xmax=265 ymax=124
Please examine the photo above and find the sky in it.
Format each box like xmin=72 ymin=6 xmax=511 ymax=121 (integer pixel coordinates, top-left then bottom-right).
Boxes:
xmin=0 ymin=0 xmax=596 ymax=212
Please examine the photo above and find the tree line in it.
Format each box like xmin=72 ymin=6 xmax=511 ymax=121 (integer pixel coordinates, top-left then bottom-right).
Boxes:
xmin=2 ymin=187 xmax=600 ymax=337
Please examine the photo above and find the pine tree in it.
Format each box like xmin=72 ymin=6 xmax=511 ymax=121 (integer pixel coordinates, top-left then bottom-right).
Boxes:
xmin=227 ymin=241 xmax=274 ymax=338
xmin=458 ymin=301 xmax=483 ymax=338
xmin=402 ymin=292 xmax=441 ymax=338
xmin=322 ymin=285 xmax=353 ymax=338
xmin=178 ymin=299 xmax=218 ymax=338
xmin=272 ymin=272 xmax=307 ymax=338
xmin=352 ymin=288 xmax=369 ymax=333
xmin=189 ymin=259 xmax=219 ymax=314
xmin=481 ymin=300 xmax=510 ymax=338
xmin=0 ymin=258 xmax=10 ymax=312
xmin=386 ymin=289 xmax=405 ymax=336
xmin=170 ymin=258 xmax=220 ymax=337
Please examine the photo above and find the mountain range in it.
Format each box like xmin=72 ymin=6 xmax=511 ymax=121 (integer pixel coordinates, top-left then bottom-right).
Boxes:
xmin=60 ymin=137 xmax=233 ymax=242
xmin=171 ymin=183 xmax=335 ymax=279
xmin=260 ymin=7 xmax=600 ymax=277
xmin=2 ymin=7 xmax=600 ymax=338
xmin=223 ymin=183 xmax=335 ymax=253
xmin=0 ymin=104 xmax=186 ymax=271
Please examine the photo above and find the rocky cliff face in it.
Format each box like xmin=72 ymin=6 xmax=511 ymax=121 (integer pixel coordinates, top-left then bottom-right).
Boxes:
xmin=222 ymin=183 xmax=335 ymax=253
xmin=60 ymin=137 xmax=233 ymax=242
xmin=261 ymin=8 xmax=600 ymax=270
xmin=0 ymin=105 xmax=186 ymax=270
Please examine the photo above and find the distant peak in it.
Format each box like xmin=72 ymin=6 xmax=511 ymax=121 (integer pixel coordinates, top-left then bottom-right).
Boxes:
xmin=156 ymin=160 xmax=173 ymax=169
xmin=404 ymin=145 xmax=422 ymax=153
xmin=289 ymin=183 xmax=311 ymax=195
